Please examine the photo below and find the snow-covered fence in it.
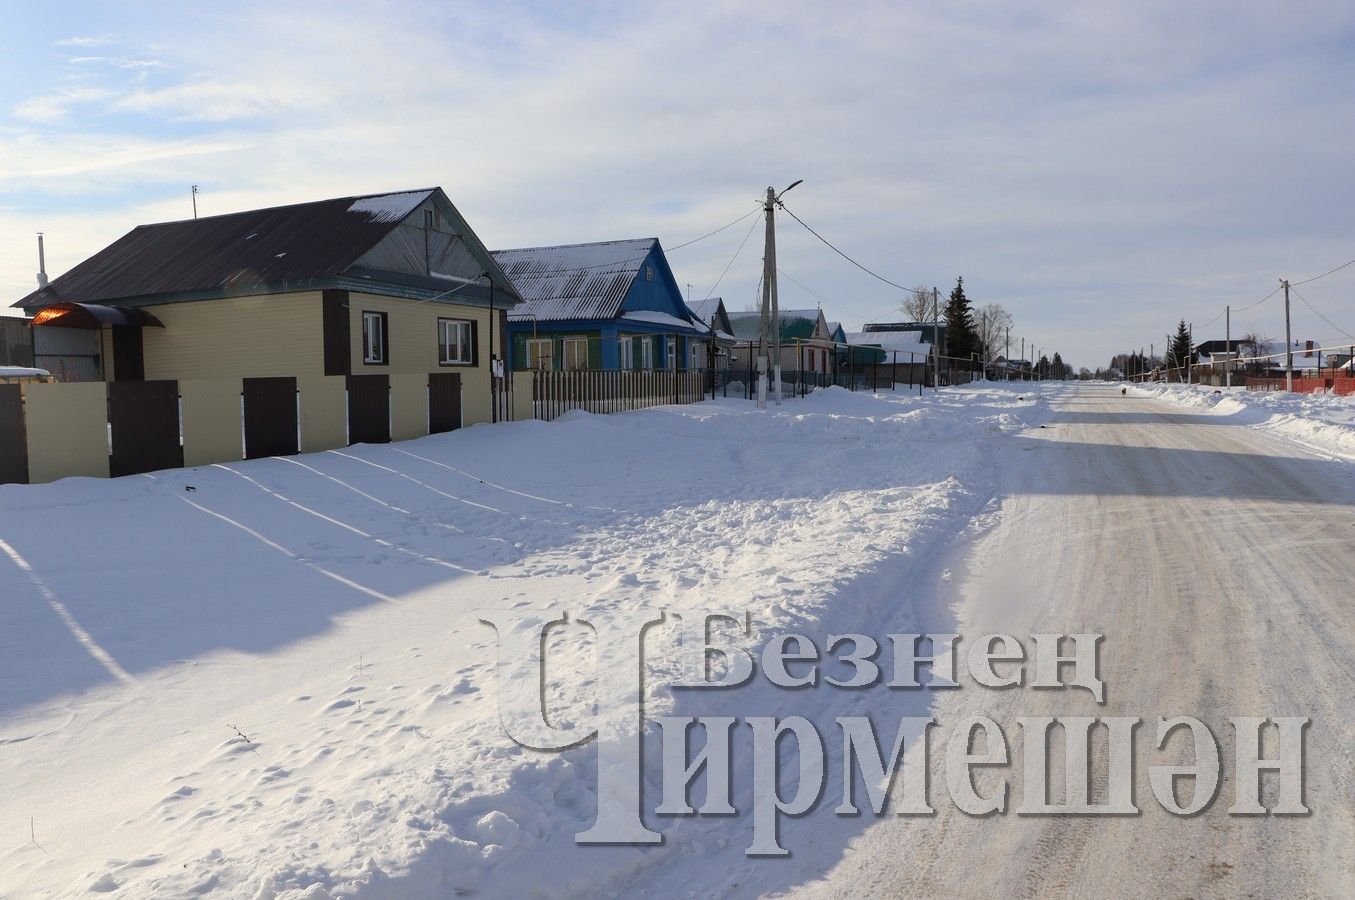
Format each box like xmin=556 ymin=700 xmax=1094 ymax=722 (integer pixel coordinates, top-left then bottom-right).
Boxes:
xmin=526 ymin=368 xmax=705 ymax=421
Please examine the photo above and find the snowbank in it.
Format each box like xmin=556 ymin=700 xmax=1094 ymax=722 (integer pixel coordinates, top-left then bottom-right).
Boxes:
xmin=0 ymin=384 xmax=1050 ymax=898
xmin=1128 ymin=382 xmax=1355 ymax=460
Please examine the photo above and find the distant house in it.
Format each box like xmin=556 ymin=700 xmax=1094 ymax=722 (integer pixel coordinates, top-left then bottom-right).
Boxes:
xmin=844 ymin=329 xmax=931 ymax=364
xmin=864 ymin=321 xmax=946 ymax=346
xmin=727 ymin=308 xmax=837 ymax=374
xmin=493 ymin=238 xmax=707 ymax=371
xmin=11 ymin=189 xmax=520 ymax=409
xmin=686 ymin=297 xmax=735 ymax=369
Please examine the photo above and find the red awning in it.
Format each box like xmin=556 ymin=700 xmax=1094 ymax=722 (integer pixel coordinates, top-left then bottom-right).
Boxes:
xmin=30 ymin=302 xmax=164 ymax=329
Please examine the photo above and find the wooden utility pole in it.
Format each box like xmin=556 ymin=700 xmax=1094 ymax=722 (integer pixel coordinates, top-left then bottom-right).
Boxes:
xmin=1225 ymin=305 xmax=1231 ymax=389
xmin=931 ymin=286 xmax=940 ymax=390
xmin=1005 ymin=325 xmax=1011 ymax=381
xmin=1283 ymin=279 xmax=1293 ymax=392
xmin=757 ymin=187 xmax=775 ymax=408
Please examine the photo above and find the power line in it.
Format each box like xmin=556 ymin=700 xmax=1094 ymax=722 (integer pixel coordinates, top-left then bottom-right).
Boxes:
xmin=1289 ymin=284 xmax=1355 ymax=342
xmin=499 ymin=204 xmax=763 ymax=283
xmin=1290 ymin=254 xmax=1355 ymax=287
xmin=777 ymin=202 xmax=925 ymax=295
xmin=1234 ymin=283 xmax=1282 ymax=313
xmin=774 ymin=266 xmax=856 ymax=320
xmin=666 ymin=206 xmax=760 ymax=251
xmin=696 ymin=211 xmax=761 ymax=301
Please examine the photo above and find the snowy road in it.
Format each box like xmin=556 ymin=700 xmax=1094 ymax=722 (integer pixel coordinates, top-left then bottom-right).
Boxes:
xmin=798 ymin=383 xmax=1355 ymax=898
xmin=1 ymin=383 xmax=1351 ymax=897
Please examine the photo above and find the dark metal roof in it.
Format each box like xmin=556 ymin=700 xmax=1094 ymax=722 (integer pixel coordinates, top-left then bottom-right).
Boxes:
xmin=12 ymin=188 xmax=518 ymax=310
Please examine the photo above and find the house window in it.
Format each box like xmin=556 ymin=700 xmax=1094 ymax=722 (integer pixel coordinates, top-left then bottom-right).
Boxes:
xmin=645 ymin=265 xmax=654 ymax=282
xmin=438 ymin=318 xmax=474 ymax=366
xmin=526 ymin=338 xmax=553 ymax=370
xmin=666 ymin=338 xmax=677 ymax=370
xmin=362 ymin=311 xmax=387 ymax=365
xmin=640 ymin=337 xmax=654 ymax=370
xmin=619 ymin=336 xmax=634 ymax=370
xmin=561 ymin=336 xmax=589 ymax=370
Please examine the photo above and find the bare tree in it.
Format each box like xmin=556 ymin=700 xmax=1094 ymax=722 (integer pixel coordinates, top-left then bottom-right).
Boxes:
xmin=974 ymin=302 xmax=1013 ymax=359
xmin=1238 ymin=330 xmax=1274 ymax=372
xmin=900 ymin=286 xmax=933 ymax=321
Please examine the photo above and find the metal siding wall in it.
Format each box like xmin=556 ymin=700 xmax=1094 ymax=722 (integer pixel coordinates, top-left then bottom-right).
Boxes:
xmin=142 ymin=292 xmax=325 ymax=380
xmin=180 ymin=378 xmax=245 ymax=467
xmin=21 ymin=381 xmax=109 ymax=482
xmin=389 ymin=373 xmax=428 ymax=442
xmin=347 ymin=292 xmax=494 ymax=424
xmin=0 ymin=319 xmax=34 ymax=368
xmin=297 ymin=375 xmax=348 ymax=452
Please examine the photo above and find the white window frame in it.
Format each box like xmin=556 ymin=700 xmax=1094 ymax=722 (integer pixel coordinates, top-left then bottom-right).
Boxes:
xmin=526 ymin=338 xmax=553 ymax=370
xmin=640 ymin=337 xmax=654 ymax=370
xmin=666 ymin=338 xmax=677 ymax=371
xmin=619 ymin=336 xmax=634 ymax=370
xmin=362 ymin=311 xmax=386 ymax=365
xmin=438 ymin=318 xmax=474 ymax=366
xmin=561 ymin=336 xmax=589 ymax=371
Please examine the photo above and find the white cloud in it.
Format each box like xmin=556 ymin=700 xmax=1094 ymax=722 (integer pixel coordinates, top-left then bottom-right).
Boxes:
xmin=53 ymin=34 xmax=117 ymax=48
xmin=109 ymin=79 xmax=297 ymax=122
xmin=5 ymin=0 xmax=1355 ymax=364
xmin=11 ymin=87 xmax=114 ymax=122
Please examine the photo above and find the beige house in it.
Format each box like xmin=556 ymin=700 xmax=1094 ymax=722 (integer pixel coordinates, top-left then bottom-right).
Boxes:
xmin=13 ymin=188 xmax=521 ymax=431
xmin=726 ymin=307 xmax=838 ymax=374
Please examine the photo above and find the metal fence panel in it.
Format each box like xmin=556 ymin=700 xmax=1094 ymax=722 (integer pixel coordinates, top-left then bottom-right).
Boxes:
xmin=243 ymin=376 xmax=299 ymax=459
xmin=346 ymin=373 xmax=390 ymax=445
xmin=108 ymin=380 xmax=183 ymax=477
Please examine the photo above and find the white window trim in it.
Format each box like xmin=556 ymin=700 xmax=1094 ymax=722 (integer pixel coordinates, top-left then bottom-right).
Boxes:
xmin=640 ymin=338 xmax=654 ymax=370
xmin=526 ymin=338 xmax=553 ymax=370
xmin=362 ymin=311 xmax=386 ymax=365
xmin=438 ymin=317 xmax=474 ymax=366
xmin=561 ymin=336 xmax=589 ymax=371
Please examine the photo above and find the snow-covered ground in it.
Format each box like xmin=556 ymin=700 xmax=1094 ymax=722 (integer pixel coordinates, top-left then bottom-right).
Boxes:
xmin=1128 ymin=382 xmax=1355 ymax=460
xmin=0 ymin=384 xmax=1050 ymax=898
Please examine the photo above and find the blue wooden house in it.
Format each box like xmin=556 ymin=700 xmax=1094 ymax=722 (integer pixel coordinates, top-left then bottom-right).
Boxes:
xmin=493 ymin=238 xmax=708 ymax=371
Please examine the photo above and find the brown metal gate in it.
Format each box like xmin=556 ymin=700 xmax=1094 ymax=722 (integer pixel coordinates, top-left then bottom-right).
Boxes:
xmin=243 ymin=376 xmax=298 ymax=459
xmin=428 ymin=371 xmax=462 ymax=434
xmin=0 ymin=384 xmax=27 ymax=485
xmin=346 ymin=374 xmax=390 ymax=444
xmin=108 ymin=380 xmax=183 ymax=476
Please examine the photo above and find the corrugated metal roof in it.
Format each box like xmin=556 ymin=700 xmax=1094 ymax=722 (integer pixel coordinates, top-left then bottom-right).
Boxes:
xmin=12 ymin=189 xmax=445 ymax=309
xmin=494 ymin=238 xmax=654 ymax=322
xmin=726 ymin=310 xmax=824 ymax=342
xmin=686 ymin=297 xmax=722 ymax=326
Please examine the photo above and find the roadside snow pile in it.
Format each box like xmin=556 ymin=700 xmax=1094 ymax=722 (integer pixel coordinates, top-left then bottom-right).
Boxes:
xmin=0 ymin=384 xmax=1048 ymax=898
xmin=1129 ymin=383 xmax=1355 ymax=459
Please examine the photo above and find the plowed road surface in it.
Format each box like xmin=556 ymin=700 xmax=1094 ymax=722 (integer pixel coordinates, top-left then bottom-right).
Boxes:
xmin=804 ymin=384 xmax=1354 ymax=898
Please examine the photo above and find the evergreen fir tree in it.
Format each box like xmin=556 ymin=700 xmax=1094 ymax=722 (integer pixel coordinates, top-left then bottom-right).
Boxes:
xmin=943 ymin=276 xmax=978 ymax=361
xmin=1169 ymin=319 xmax=1193 ymax=378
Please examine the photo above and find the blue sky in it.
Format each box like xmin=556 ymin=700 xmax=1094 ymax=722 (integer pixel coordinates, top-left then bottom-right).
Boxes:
xmin=2 ymin=0 xmax=1354 ymax=366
